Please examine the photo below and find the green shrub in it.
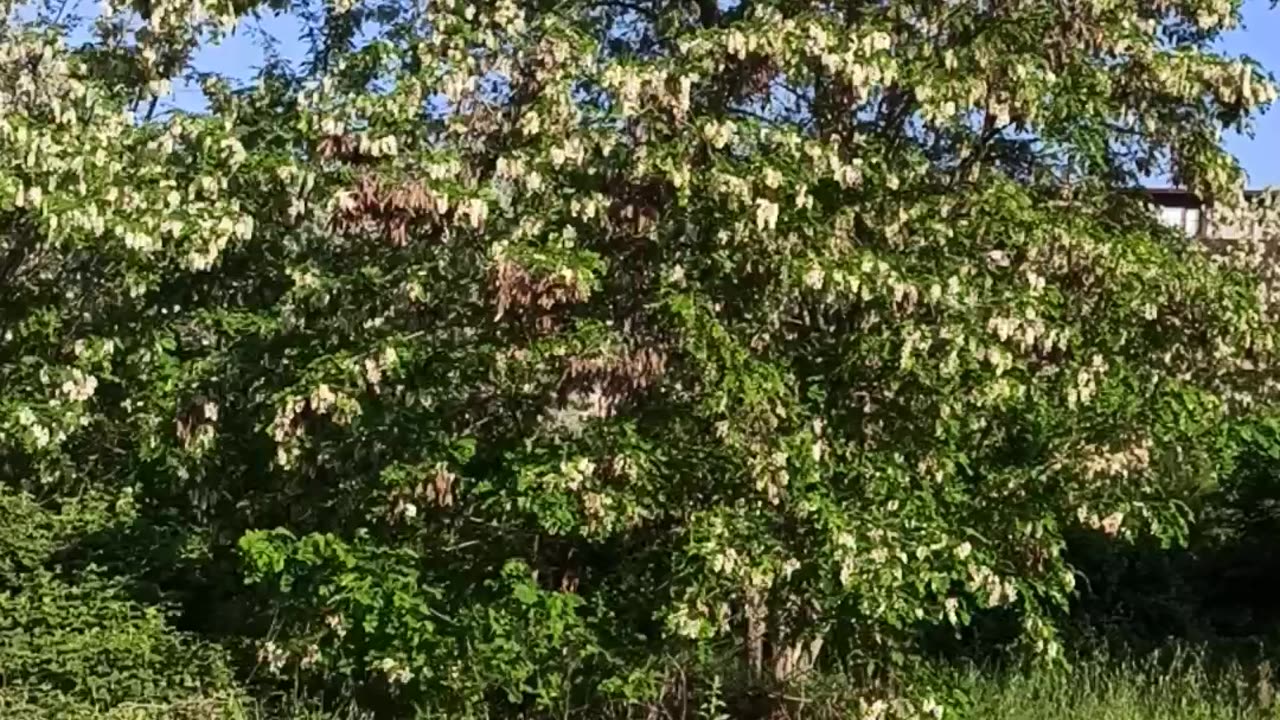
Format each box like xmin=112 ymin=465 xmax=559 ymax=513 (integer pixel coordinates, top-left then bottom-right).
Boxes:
xmin=0 ymin=489 xmax=243 ymax=717
xmin=0 ymin=570 xmax=238 ymax=711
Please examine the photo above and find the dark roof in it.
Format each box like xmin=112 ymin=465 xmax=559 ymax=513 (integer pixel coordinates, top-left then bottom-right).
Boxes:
xmin=1142 ymin=187 xmax=1265 ymax=207
xmin=1144 ymin=188 xmax=1202 ymax=207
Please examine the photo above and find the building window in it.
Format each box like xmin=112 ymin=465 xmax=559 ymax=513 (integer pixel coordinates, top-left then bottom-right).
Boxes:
xmin=1184 ymin=207 xmax=1201 ymax=236
xmin=1156 ymin=205 xmax=1202 ymax=236
xmin=1158 ymin=206 xmax=1184 ymax=230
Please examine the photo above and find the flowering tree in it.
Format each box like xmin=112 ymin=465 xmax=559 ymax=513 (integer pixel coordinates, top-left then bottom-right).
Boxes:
xmin=2 ymin=0 xmax=1280 ymax=715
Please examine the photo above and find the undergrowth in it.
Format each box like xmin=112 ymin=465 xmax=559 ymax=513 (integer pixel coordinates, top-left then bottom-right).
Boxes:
xmin=940 ymin=649 xmax=1280 ymax=720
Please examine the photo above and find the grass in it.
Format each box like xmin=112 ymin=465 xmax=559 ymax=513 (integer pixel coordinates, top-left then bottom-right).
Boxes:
xmin=944 ymin=647 xmax=1280 ymax=720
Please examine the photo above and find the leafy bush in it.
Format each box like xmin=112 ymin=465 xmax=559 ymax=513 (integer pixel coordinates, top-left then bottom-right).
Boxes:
xmin=1059 ymin=414 xmax=1280 ymax=651
xmin=0 ymin=489 xmax=243 ymax=717
xmin=0 ymin=571 xmax=236 ymax=710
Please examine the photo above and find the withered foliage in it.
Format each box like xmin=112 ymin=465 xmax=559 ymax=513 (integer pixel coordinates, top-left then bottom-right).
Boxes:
xmin=558 ymin=345 xmax=669 ymax=418
xmin=390 ymin=464 xmax=457 ymax=516
xmin=426 ymin=465 xmax=456 ymax=508
xmin=175 ymin=397 xmax=217 ymax=449
xmin=603 ymin=175 xmax=670 ymax=239
xmin=492 ymin=259 xmax=589 ymax=332
xmin=316 ymin=134 xmax=365 ymax=163
xmin=333 ymin=174 xmax=451 ymax=246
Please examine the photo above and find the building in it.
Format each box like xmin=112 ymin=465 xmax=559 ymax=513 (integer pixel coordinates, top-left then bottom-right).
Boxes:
xmin=1147 ymin=187 xmax=1266 ymax=241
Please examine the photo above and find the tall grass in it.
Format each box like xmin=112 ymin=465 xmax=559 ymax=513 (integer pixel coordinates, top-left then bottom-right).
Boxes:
xmin=945 ymin=647 xmax=1280 ymax=720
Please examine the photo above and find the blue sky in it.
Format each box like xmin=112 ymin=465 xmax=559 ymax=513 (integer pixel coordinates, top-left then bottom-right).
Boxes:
xmin=1222 ymin=0 xmax=1280 ymax=187
xmin=185 ymin=0 xmax=1280 ymax=187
